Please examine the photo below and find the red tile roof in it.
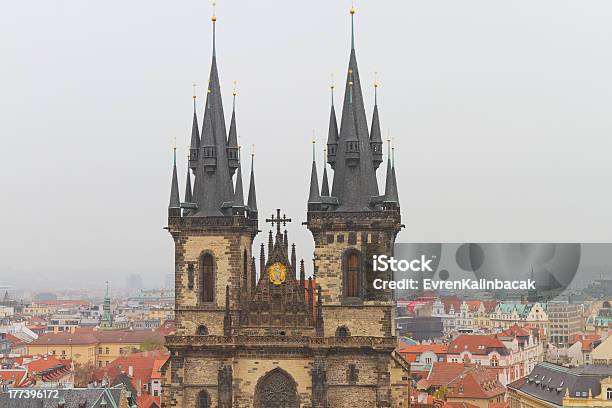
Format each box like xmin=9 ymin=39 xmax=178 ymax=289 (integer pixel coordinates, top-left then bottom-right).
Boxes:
xmin=446 ymin=366 xmax=505 ymax=399
xmin=502 ymin=324 xmax=530 ymax=338
xmin=448 ymin=335 xmax=508 ymax=355
xmin=399 ymin=344 xmax=448 ymax=362
xmin=24 ymin=356 xmax=71 ymax=373
xmin=0 ymin=370 xmax=27 ymax=386
xmin=441 ymin=297 xmax=462 ymax=314
xmin=482 ymin=301 xmax=499 ymax=313
xmin=442 ymin=403 xmax=479 ymax=408
xmin=93 ymin=351 xmax=170 ymax=394
xmin=137 ymin=394 xmax=161 ymax=408
xmin=465 ymin=300 xmax=482 ymax=312
xmin=427 ymin=362 xmax=474 ymax=387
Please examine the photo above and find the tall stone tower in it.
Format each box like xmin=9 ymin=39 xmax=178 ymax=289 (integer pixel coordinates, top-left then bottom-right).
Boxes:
xmin=305 ymin=5 xmax=407 ymax=407
xmin=162 ymin=6 xmax=410 ymax=408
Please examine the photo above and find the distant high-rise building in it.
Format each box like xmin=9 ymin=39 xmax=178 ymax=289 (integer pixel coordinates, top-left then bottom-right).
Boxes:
xmin=164 ymin=273 xmax=174 ymax=289
xmin=126 ymin=273 xmax=143 ymax=293
xmin=548 ymin=301 xmax=582 ymax=346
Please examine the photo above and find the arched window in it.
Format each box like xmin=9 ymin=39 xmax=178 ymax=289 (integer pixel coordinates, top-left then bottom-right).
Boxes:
xmin=491 ymin=356 xmax=499 ymax=367
xmin=336 ymin=326 xmax=350 ymax=338
xmin=344 ymin=251 xmax=361 ymax=298
xmin=198 ymin=390 xmax=210 ymax=408
xmin=607 ymin=388 xmax=612 ymax=400
xmin=197 ymin=325 xmax=208 ymax=336
xmin=200 ymin=253 xmax=215 ymax=303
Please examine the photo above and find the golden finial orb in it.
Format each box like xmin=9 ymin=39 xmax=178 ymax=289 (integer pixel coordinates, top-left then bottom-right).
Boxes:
xmin=211 ymin=2 xmax=217 ymax=21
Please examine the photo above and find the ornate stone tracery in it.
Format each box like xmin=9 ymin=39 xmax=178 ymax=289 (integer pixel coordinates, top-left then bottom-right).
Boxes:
xmin=254 ymin=368 xmax=299 ymax=408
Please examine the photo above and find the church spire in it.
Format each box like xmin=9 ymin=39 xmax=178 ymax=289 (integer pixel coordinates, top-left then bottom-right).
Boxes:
xmin=350 ymin=1 xmax=356 ymax=49
xmin=308 ymin=140 xmax=321 ymax=205
xmin=247 ymin=148 xmax=258 ymax=216
xmin=383 ymin=140 xmax=399 ymax=207
xmin=227 ymin=81 xmax=239 ymax=176
xmin=169 ymin=143 xmax=180 ymax=209
xmin=191 ymin=5 xmax=234 ymax=217
xmin=326 ymin=77 xmax=339 ymax=169
xmin=326 ymin=5 xmax=380 ymax=212
xmin=189 ymin=85 xmax=200 ymax=172
xmin=370 ymin=73 xmax=383 ymax=169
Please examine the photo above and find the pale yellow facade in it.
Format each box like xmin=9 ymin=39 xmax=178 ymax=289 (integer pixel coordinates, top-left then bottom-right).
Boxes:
xmin=592 ymin=336 xmax=612 ymax=365
xmin=27 ymin=343 xmax=97 ymax=366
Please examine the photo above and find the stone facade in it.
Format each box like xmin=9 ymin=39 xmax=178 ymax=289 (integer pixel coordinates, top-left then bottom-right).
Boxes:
xmin=161 ymin=6 xmax=410 ymax=407
xmin=162 ymin=208 xmax=410 ymax=408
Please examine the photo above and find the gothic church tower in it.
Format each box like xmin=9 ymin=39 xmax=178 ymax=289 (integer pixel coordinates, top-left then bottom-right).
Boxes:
xmin=162 ymin=6 xmax=410 ymax=408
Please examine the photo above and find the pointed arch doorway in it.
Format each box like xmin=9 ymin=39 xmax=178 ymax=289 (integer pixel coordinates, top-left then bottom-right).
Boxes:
xmin=254 ymin=368 xmax=299 ymax=408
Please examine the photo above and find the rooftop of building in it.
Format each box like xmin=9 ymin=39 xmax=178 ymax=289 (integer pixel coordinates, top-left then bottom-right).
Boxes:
xmin=508 ymin=362 xmax=612 ymax=406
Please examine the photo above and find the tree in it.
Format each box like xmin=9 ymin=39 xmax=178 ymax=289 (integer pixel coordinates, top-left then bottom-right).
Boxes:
xmin=433 ymin=386 xmax=448 ymax=401
xmin=140 ymin=337 xmax=165 ymax=351
xmin=74 ymin=361 xmax=96 ymax=387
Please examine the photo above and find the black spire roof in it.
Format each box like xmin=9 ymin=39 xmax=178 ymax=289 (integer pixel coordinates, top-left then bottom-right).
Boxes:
xmin=227 ymin=90 xmax=239 ymax=177
xmin=189 ymin=15 xmax=235 ymax=217
xmin=321 ymin=157 xmax=330 ymax=197
xmin=188 ymin=96 xmax=200 ymax=172
xmin=370 ymin=84 xmax=383 ymax=169
xmin=383 ymin=158 xmax=398 ymax=205
xmin=326 ymin=87 xmax=339 ymax=169
xmin=169 ymin=148 xmax=180 ymax=209
xmin=326 ymin=9 xmax=381 ymax=212
xmin=247 ymin=153 xmax=258 ymax=214
xmin=184 ymin=165 xmax=193 ymax=203
xmin=308 ymin=143 xmax=321 ymax=204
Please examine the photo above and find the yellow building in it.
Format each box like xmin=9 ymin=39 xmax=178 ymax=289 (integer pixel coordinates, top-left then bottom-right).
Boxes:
xmin=563 ymin=377 xmax=612 ymax=407
xmin=23 ymin=304 xmax=52 ymax=316
xmin=592 ymin=335 xmax=612 ymax=366
xmin=27 ymin=330 xmax=165 ymax=368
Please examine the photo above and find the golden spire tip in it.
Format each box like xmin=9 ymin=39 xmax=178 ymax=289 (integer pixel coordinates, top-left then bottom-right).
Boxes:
xmin=211 ymin=2 xmax=217 ymax=22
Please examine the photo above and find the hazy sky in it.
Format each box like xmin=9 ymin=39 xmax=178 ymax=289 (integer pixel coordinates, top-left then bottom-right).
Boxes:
xmin=2 ymin=1 xmax=612 ymax=291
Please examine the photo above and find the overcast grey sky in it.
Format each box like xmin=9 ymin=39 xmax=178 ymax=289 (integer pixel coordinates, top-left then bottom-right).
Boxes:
xmin=2 ymin=1 xmax=612 ymax=291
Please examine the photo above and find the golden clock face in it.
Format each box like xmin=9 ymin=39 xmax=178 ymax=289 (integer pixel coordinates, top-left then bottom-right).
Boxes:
xmin=267 ymin=262 xmax=287 ymax=285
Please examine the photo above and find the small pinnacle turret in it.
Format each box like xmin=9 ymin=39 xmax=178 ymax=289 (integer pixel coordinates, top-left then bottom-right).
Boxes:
xmin=227 ymin=83 xmax=239 ymax=177
xmin=370 ymin=78 xmax=383 ymax=169
xmin=321 ymin=149 xmax=330 ymax=197
xmin=308 ymin=141 xmax=321 ymax=206
xmin=382 ymin=141 xmax=399 ymax=207
xmin=247 ymin=152 xmax=258 ymax=217
xmin=326 ymin=82 xmax=339 ymax=169
xmin=169 ymin=147 xmax=180 ymax=209
xmin=189 ymin=92 xmax=200 ymax=172
xmin=184 ymin=165 xmax=193 ymax=203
